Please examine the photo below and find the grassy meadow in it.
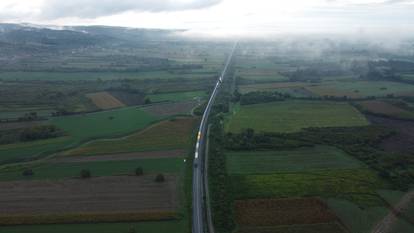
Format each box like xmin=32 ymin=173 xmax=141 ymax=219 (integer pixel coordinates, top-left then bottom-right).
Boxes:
xmin=0 ymin=107 xmax=159 ymax=164
xmin=226 ymin=100 xmax=369 ymax=133
xmin=226 ymin=146 xmax=364 ymax=174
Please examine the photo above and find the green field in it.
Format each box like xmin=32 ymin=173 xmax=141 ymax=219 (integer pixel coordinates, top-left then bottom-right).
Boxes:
xmin=231 ymin=169 xmax=387 ymax=207
xmin=226 ymin=100 xmax=369 ymax=133
xmin=236 ymin=68 xmax=289 ymax=82
xmin=0 ymin=107 xmax=159 ymax=164
xmin=0 ymin=220 xmax=188 ymax=233
xmin=148 ymin=91 xmax=207 ymax=102
xmin=66 ymin=118 xmax=197 ymax=156
xmin=378 ymin=190 xmax=414 ymax=222
xmin=226 ymin=146 xmax=364 ymax=175
xmin=51 ymin=107 xmax=158 ymax=141
xmin=0 ymin=157 xmax=185 ymax=181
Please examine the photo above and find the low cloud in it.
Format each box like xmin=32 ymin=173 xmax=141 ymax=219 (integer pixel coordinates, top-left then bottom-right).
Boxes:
xmin=41 ymin=0 xmax=222 ymax=19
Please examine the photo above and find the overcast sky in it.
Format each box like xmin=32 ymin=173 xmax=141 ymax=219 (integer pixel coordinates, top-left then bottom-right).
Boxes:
xmin=0 ymin=0 xmax=414 ymax=37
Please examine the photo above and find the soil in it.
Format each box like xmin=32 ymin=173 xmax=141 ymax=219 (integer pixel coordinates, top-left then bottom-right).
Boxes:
xmin=234 ymin=197 xmax=339 ymax=227
xmin=0 ymin=175 xmax=178 ymax=215
xmin=367 ymin=114 xmax=414 ymax=154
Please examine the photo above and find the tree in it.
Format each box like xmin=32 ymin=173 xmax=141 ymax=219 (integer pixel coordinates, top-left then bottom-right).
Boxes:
xmin=80 ymin=169 xmax=91 ymax=179
xmin=144 ymin=98 xmax=152 ymax=105
xmin=155 ymin=174 xmax=165 ymax=182
xmin=22 ymin=169 xmax=34 ymax=177
xmin=135 ymin=167 xmax=143 ymax=176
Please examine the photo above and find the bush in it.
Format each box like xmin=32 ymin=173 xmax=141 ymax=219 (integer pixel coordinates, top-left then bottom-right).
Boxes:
xmin=155 ymin=174 xmax=165 ymax=182
xmin=135 ymin=167 xmax=143 ymax=176
xmin=144 ymin=98 xmax=152 ymax=105
xmin=80 ymin=169 xmax=91 ymax=179
xmin=22 ymin=169 xmax=34 ymax=177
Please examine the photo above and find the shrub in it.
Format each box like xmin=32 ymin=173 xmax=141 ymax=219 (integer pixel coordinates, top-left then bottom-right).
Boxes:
xmin=155 ymin=174 xmax=165 ymax=182
xmin=80 ymin=169 xmax=91 ymax=179
xmin=135 ymin=167 xmax=143 ymax=176
xmin=22 ymin=169 xmax=34 ymax=177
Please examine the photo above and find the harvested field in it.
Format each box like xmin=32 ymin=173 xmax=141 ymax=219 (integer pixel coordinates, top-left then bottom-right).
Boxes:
xmin=367 ymin=115 xmax=414 ymax=154
xmin=143 ymin=101 xmax=198 ymax=117
xmin=66 ymin=117 xmax=197 ymax=156
xmin=357 ymin=100 xmax=414 ymax=120
xmin=86 ymin=92 xmax=125 ymax=110
xmin=0 ymin=175 xmax=178 ymax=225
xmin=54 ymin=149 xmax=185 ymax=163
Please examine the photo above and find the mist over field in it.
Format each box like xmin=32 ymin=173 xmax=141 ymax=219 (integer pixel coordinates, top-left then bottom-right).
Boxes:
xmin=2 ymin=1 xmax=414 ymax=233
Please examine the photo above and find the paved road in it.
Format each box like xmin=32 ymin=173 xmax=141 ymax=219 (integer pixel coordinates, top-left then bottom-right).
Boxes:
xmin=192 ymin=43 xmax=237 ymax=233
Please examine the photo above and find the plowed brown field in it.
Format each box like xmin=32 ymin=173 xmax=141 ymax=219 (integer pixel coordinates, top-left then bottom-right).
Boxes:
xmin=0 ymin=175 xmax=178 ymax=225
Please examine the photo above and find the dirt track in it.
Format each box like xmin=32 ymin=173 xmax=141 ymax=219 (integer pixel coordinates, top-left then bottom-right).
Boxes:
xmin=0 ymin=175 xmax=178 ymax=215
xmin=53 ymin=149 xmax=186 ymax=163
xmin=371 ymin=191 xmax=414 ymax=233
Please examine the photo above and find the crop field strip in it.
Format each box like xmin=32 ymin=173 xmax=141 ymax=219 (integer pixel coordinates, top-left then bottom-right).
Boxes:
xmin=226 ymin=100 xmax=369 ymax=133
xmin=231 ymin=168 xmax=388 ymax=207
xmin=0 ymin=220 xmax=189 ymax=233
xmin=238 ymin=82 xmax=311 ymax=94
xmin=148 ymin=90 xmax=208 ymax=103
xmin=226 ymin=146 xmax=364 ymax=174
xmin=66 ymin=117 xmax=197 ymax=156
xmin=238 ymin=80 xmax=414 ymax=99
xmin=357 ymin=100 xmax=414 ymax=120
xmin=85 ymin=91 xmax=125 ymax=110
xmin=234 ymin=198 xmax=347 ymax=233
xmin=0 ymin=176 xmax=179 ymax=225
xmin=0 ymin=156 xmax=185 ymax=181
xmin=53 ymin=149 xmax=186 ymax=163
xmin=305 ymin=81 xmax=414 ymax=98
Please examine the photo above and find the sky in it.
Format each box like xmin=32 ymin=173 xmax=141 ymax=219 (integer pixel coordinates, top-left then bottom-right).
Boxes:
xmin=0 ymin=0 xmax=414 ymax=37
